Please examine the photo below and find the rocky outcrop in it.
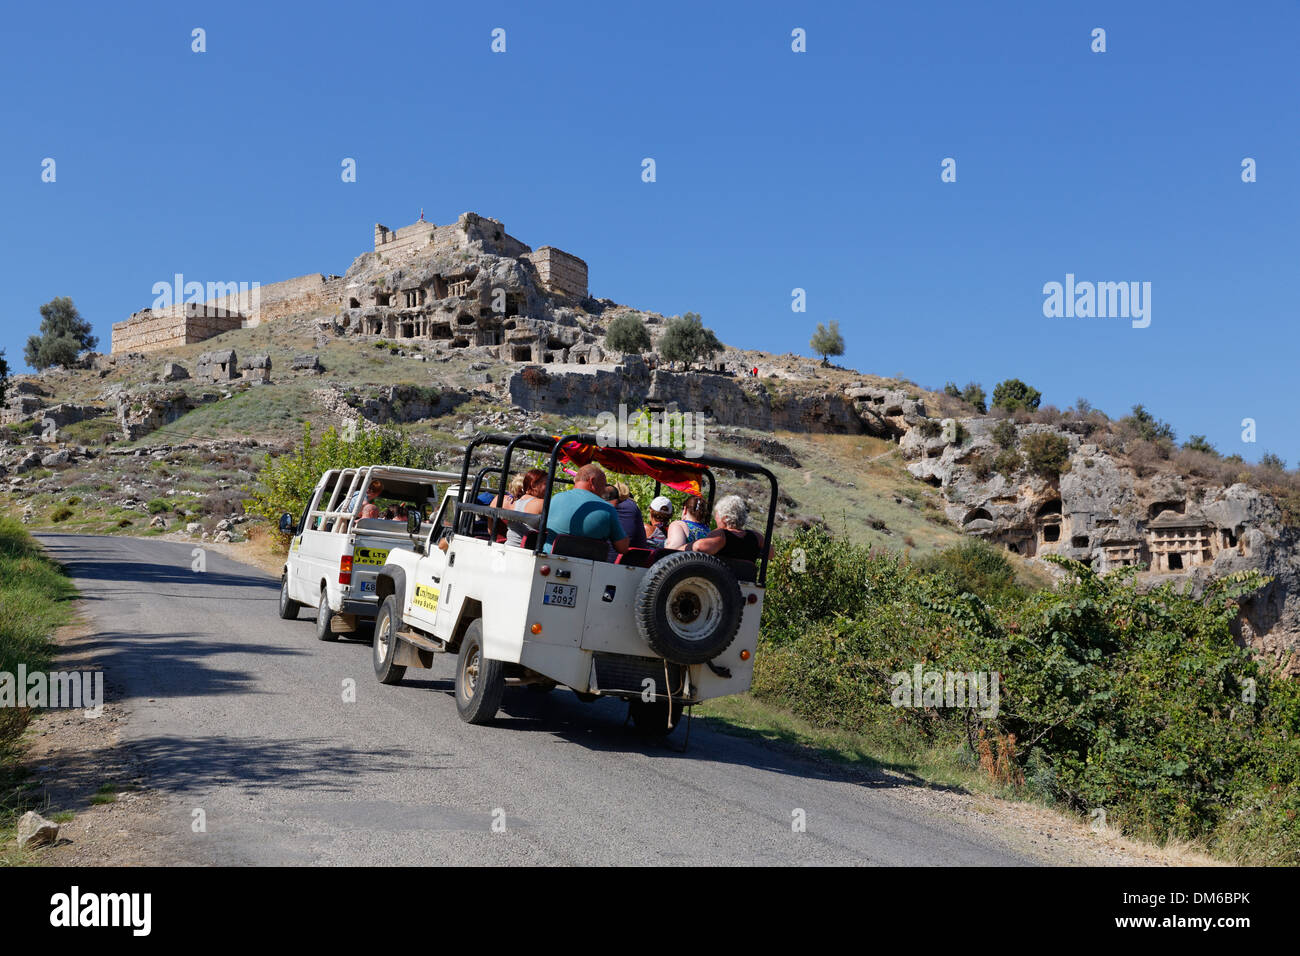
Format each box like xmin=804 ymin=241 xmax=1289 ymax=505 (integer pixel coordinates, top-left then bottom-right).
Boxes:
xmin=508 ymin=360 xmax=868 ymax=434
xmin=311 ymin=384 xmax=474 ymax=427
xmin=844 ymin=384 xmax=929 ymax=438
xmin=116 ymin=387 xmax=218 ymax=441
xmin=901 ymin=415 xmax=1300 ymax=673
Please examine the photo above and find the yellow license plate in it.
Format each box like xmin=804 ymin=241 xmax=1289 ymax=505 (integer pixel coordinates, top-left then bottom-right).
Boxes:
xmin=353 ymin=547 xmax=390 ymax=567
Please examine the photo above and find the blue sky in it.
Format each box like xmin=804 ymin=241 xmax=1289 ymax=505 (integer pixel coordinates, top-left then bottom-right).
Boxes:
xmin=3 ymin=1 xmax=1296 ymax=462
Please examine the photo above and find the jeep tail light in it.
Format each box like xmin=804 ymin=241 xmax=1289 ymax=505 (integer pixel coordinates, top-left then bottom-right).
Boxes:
xmin=539 ymin=564 xmax=550 ymax=576
xmin=339 ymin=555 xmax=353 ymax=586
xmin=746 ymin=593 xmax=758 ymax=604
xmin=739 ymin=649 xmax=751 ymax=661
xmin=531 ymin=623 xmax=542 ymax=635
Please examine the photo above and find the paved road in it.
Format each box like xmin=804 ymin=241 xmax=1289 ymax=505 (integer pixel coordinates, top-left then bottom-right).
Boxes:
xmin=36 ymin=533 xmax=1036 ymax=866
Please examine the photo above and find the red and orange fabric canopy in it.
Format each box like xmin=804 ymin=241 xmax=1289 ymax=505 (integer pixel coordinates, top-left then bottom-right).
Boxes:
xmin=558 ymin=439 xmax=704 ymax=495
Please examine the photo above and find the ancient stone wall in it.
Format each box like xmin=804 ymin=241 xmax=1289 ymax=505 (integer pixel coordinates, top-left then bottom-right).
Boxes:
xmin=111 ymin=306 xmax=244 ymax=355
xmin=525 ymin=247 xmax=588 ymax=298
xmin=374 ymin=221 xmax=437 ymax=256
xmin=205 ymin=273 xmax=344 ymax=326
xmin=374 ymin=214 xmax=530 ymax=260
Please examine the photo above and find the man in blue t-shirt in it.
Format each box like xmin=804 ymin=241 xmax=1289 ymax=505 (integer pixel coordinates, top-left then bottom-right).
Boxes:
xmin=544 ymin=464 xmax=630 ymax=556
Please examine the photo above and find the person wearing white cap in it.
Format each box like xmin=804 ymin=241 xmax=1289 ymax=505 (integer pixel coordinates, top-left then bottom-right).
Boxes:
xmin=645 ymin=495 xmax=674 ymax=548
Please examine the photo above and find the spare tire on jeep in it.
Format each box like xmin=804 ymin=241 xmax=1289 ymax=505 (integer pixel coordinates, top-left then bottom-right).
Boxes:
xmin=634 ymin=552 xmax=743 ymax=664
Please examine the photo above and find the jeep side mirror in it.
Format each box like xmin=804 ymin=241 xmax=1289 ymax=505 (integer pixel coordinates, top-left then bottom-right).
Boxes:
xmin=278 ymin=513 xmax=294 ymax=533
xmin=407 ymin=510 xmax=423 ymax=535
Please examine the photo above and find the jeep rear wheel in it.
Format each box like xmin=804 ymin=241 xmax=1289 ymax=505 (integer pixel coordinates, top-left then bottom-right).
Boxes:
xmin=634 ymin=552 xmax=742 ymax=664
xmin=315 ymin=594 xmax=339 ymax=642
xmin=628 ymin=697 xmax=685 ymax=736
xmin=372 ymin=595 xmax=406 ymax=685
xmin=455 ymin=620 xmax=504 ymax=724
xmin=279 ymin=575 xmax=301 ymax=620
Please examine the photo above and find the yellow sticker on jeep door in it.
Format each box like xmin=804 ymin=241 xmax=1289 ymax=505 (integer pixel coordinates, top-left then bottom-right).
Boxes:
xmin=413 ymin=585 xmax=440 ymax=612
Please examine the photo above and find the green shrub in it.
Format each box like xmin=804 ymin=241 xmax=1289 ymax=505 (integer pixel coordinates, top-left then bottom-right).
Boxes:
xmin=992 ymin=420 xmax=1018 ymax=449
xmin=1121 ymin=404 xmax=1175 ymax=443
xmin=1021 ymin=432 xmax=1071 ymax=477
xmin=992 ymin=448 xmax=1022 ymax=478
xmin=50 ymin=506 xmax=74 ymax=523
xmin=915 ymin=539 xmax=1021 ymax=604
xmin=147 ymin=498 xmax=170 ymax=515
xmin=756 ymin=530 xmax=1298 ymax=861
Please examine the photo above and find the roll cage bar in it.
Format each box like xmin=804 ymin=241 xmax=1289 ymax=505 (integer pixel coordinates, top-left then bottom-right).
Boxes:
xmin=453 ymin=432 xmax=779 ymax=586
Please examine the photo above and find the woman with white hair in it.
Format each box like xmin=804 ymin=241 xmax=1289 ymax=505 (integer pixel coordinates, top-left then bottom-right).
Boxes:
xmin=690 ymin=494 xmax=767 ymax=561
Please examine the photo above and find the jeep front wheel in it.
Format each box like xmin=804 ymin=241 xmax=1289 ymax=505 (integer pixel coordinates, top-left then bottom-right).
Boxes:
xmin=279 ymin=575 xmax=301 ymax=620
xmin=455 ymin=620 xmax=504 ymax=724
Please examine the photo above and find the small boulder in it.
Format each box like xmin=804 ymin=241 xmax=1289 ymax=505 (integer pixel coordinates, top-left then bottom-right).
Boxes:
xmin=160 ymin=362 xmax=190 ymax=383
xmin=40 ymin=449 xmax=72 ymax=467
xmin=15 ymin=810 xmax=59 ymax=849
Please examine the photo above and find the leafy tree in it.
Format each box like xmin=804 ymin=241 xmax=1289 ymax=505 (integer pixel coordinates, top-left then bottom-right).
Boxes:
xmin=1259 ymin=452 xmax=1287 ymax=472
xmin=991 ymin=378 xmax=1041 ymax=413
xmin=604 ymin=313 xmax=651 ymax=354
xmin=24 ymin=297 xmax=97 ymax=370
xmin=0 ymin=350 xmax=9 ymax=405
xmin=960 ymin=382 xmax=987 ymax=414
xmin=1183 ymin=435 xmax=1217 ymax=455
xmin=1121 ymin=404 xmax=1175 ymax=443
xmin=944 ymin=381 xmax=986 ymax=413
xmin=657 ymin=312 xmax=721 ymax=370
xmin=809 ymin=321 xmax=845 ymax=365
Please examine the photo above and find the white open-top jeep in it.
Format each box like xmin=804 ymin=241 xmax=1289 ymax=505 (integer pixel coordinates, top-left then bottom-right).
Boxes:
xmin=369 ymin=432 xmax=778 ymax=735
xmin=277 ymin=465 xmax=463 ymax=640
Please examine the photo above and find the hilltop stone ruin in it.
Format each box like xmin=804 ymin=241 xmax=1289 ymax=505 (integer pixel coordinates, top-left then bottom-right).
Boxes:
xmin=110 ymin=211 xmax=604 ymax=365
